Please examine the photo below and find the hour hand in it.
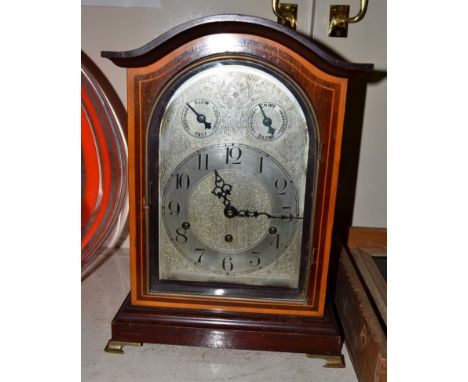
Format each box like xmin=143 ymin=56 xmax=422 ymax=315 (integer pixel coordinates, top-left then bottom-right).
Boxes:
xmin=211 ymin=170 xmax=233 ymax=207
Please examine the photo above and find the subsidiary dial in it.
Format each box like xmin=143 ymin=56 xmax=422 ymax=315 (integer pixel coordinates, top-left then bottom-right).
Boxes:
xmin=248 ymin=102 xmax=287 ymax=141
xmin=181 ymin=98 xmax=220 ymax=138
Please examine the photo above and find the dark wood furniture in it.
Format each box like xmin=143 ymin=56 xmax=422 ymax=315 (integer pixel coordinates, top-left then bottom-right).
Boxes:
xmin=335 ymin=227 xmax=387 ymax=381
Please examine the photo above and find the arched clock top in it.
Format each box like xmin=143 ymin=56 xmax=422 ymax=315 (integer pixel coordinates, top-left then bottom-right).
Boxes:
xmin=101 ymin=14 xmax=373 ymax=78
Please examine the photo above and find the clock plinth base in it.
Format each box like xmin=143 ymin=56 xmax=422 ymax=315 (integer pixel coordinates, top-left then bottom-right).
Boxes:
xmin=107 ymin=293 xmax=343 ymax=362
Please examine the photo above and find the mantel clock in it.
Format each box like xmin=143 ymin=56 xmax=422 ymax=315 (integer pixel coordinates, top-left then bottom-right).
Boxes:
xmin=102 ymin=15 xmax=372 ymax=364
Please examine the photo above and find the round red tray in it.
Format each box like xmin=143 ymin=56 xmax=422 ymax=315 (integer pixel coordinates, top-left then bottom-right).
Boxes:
xmin=81 ymin=51 xmax=128 ymax=274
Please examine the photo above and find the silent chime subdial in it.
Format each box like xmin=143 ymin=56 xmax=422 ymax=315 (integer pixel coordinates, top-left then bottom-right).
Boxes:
xmin=248 ymin=102 xmax=287 ymax=141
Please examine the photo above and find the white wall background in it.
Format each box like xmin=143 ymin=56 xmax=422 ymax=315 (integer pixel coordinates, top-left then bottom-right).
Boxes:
xmin=82 ymin=1 xmax=314 ymax=106
xmin=81 ymin=1 xmax=387 ymax=250
xmin=311 ymin=0 xmax=387 ymax=228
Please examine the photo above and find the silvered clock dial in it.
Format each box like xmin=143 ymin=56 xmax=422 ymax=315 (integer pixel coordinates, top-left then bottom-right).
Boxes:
xmin=154 ymin=59 xmax=314 ymax=291
xmin=162 ymin=144 xmax=300 ymax=276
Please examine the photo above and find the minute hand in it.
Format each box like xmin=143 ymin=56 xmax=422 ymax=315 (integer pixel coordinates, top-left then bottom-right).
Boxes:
xmin=236 ymin=208 xmax=302 ymax=221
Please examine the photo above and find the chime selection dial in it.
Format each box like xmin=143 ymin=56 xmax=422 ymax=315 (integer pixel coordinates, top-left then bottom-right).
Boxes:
xmin=248 ymin=102 xmax=287 ymax=141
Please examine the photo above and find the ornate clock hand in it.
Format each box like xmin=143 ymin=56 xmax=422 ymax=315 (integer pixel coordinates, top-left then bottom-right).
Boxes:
xmin=235 ymin=208 xmax=302 ymax=221
xmin=210 ymin=170 xmax=300 ymax=220
xmin=211 ymin=169 xmax=233 ymax=207
xmin=211 ymin=170 xmax=244 ymax=219
xmin=258 ymin=104 xmax=276 ymax=136
xmin=186 ymin=103 xmax=212 ymax=129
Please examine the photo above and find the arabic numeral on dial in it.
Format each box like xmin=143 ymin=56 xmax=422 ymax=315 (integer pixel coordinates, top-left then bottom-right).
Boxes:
xmin=282 ymin=206 xmax=293 ymax=220
xmin=167 ymin=201 xmax=180 ymax=216
xmin=274 ymin=178 xmax=288 ymax=195
xmin=198 ymin=153 xmax=208 ymax=170
xmin=195 ymin=248 xmax=205 ymax=263
xmin=175 ymin=228 xmax=187 ymax=243
xmin=222 ymin=257 xmax=234 ymax=273
xmin=271 ymin=234 xmax=280 ymax=249
xmin=226 ymin=146 xmax=242 ymax=164
xmin=176 ymin=173 xmax=190 ymax=189
xmin=258 ymin=156 xmax=263 ymax=173
xmin=175 ymin=222 xmax=190 ymax=243
xmin=249 ymin=252 xmax=261 ymax=267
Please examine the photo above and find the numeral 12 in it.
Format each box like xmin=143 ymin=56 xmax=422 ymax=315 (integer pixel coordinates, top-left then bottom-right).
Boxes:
xmin=226 ymin=147 xmax=242 ymax=164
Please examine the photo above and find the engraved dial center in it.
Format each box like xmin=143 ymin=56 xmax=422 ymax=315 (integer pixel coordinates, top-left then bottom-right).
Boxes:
xmin=188 ymin=170 xmax=271 ymax=253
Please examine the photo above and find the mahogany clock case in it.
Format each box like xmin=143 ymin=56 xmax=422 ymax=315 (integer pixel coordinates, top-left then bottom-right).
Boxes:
xmin=102 ymin=15 xmax=372 ymax=319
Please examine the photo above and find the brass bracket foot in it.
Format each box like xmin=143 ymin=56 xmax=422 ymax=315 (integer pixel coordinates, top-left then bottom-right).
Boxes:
xmin=306 ymin=353 xmax=345 ymax=368
xmin=105 ymin=340 xmax=143 ymax=354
